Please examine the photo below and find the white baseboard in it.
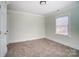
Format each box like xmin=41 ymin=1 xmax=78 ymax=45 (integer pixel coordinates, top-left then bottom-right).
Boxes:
xmin=45 ymin=37 xmax=79 ymax=50
xmin=8 ymin=36 xmax=45 ymax=44
xmin=7 ymin=36 xmax=79 ymax=50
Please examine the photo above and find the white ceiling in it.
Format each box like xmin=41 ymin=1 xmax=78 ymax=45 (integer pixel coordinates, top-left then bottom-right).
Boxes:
xmin=8 ymin=1 xmax=76 ymax=15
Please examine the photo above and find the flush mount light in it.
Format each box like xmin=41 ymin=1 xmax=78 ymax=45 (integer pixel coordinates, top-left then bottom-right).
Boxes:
xmin=40 ymin=1 xmax=46 ymax=5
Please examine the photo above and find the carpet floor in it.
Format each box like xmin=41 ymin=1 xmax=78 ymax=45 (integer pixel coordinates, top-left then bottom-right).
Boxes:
xmin=6 ymin=38 xmax=79 ymax=57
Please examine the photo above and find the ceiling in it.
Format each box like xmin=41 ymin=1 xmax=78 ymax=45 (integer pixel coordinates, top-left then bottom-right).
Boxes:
xmin=8 ymin=1 xmax=76 ymax=16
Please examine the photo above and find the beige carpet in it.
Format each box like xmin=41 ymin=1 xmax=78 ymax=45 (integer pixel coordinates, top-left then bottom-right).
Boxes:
xmin=6 ymin=38 xmax=79 ymax=57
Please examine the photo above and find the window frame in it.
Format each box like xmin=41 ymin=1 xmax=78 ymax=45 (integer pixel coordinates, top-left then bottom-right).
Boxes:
xmin=55 ymin=16 xmax=69 ymax=36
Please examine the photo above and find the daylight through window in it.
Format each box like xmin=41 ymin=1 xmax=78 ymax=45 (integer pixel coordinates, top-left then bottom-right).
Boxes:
xmin=56 ymin=16 xmax=68 ymax=35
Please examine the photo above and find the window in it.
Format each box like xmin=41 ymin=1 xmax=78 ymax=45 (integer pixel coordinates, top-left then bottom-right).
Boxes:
xmin=56 ymin=16 xmax=68 ymax=35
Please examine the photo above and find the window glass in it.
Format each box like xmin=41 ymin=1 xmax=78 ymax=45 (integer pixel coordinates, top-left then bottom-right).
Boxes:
xmin=56 ymin=16 xmax=68 ymax=35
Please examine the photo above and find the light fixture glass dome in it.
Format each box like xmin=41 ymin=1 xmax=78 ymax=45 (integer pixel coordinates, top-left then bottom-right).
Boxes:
xmin=40 ymin=1 xmax=46 ymax=5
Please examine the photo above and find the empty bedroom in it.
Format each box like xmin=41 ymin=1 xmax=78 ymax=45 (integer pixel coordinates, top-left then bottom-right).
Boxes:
xmin=0 ymin=1 xmax=79 ymax=57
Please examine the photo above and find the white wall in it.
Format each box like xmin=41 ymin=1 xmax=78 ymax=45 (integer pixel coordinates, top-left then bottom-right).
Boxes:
xmin=45 ymin=4 xmax=79 ymax=50
xmin=7 ymin=10 xmax=45 ymax=43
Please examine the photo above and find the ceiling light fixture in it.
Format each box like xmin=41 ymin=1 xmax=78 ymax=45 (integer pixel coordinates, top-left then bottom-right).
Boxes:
xmin=40 ymin=1 xmax=46 ymax=5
